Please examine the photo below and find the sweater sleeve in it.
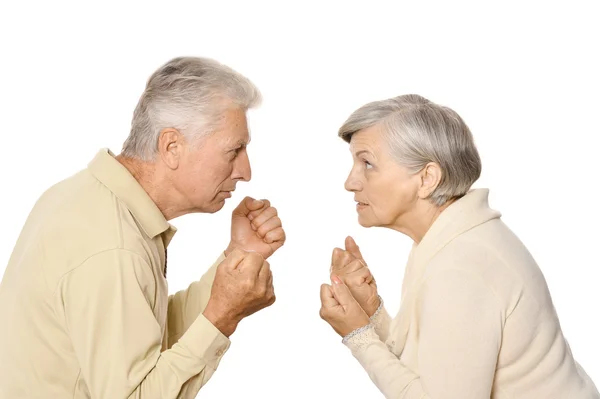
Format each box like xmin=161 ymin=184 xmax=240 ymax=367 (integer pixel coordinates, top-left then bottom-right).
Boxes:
xmin=344 ymin=268 xmax=502 ymax=399
xmin=370 ymin=299 xmax=392 ymax=342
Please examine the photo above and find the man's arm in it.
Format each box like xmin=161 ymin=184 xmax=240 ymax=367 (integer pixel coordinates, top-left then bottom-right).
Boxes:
xmin=165 ymin=195 xmax=285 ymax=348
xmin=55 ymin=249 xmax=229 ymax=399
xmin=166 ymin=252 xmax=226 ymax=349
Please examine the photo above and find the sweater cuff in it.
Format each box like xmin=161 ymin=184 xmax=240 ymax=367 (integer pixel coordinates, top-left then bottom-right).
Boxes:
xmin=369 ymin=295 xmax=384 ymax=321
xmin=342 ymin=323 xmax=380 ymax=352
xmin=370 ymin=297 xmax=391 ymax=339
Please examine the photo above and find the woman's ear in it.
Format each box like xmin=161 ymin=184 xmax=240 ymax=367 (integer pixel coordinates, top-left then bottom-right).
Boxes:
xmin=418 ymin=162 xmax=442 ymax=199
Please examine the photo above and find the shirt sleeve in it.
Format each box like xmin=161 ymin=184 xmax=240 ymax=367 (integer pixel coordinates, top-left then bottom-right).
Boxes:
xmin=344 ymin=268 xmax=502 ymax=399
xmin=166 ymin=253 xmax=226 ymax=348
xmin=54 ymin=249 xmax=230 ymax=399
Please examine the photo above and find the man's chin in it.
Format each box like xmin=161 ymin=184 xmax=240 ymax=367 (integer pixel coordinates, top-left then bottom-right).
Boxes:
xmin=194 ymin=199 xmax=227 ymax=214
xmin=208 ymin=200 xmax=226 ymax=213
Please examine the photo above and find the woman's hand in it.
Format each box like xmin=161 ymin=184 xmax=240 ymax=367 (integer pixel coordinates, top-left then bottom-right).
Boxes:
xmin=319 ymin=275 xmax=370 ymax=337
xmin=330 ymin=236 xmax=381 ymax=317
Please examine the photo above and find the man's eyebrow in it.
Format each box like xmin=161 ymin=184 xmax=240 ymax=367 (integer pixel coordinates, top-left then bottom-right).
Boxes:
xmin=231 ymin=139 xmax=248 ymax=149
xmin=239 ymin=134 xmax=252 ymax=146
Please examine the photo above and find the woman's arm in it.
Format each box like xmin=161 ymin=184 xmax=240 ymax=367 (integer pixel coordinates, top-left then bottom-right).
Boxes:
xmin=331 ymin=237 xmax=388 ymax=339
xmin=344 ymin=268 xmax=502 ymax=399
xmin=369 ymin=298 xmax=392 ymax=342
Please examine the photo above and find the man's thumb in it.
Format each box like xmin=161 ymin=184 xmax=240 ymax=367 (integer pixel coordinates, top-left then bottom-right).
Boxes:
xmin=233 ymin=196 xmax=264 ymax=216
xmin=223 ymin=248 xmax=247 ymax=271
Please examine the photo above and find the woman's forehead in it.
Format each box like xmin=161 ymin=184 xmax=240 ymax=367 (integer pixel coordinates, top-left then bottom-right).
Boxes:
xmin=350 ymin=126 xmax=384 ymax=153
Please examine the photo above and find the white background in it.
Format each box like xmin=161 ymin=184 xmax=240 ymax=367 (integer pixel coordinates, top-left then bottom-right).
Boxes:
xmin=1 ymin=1 xmax=599 ymax=398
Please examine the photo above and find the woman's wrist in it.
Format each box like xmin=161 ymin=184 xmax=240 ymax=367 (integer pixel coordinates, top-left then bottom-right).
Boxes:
xmin=369 ymin=295 xmax=384 ymax=321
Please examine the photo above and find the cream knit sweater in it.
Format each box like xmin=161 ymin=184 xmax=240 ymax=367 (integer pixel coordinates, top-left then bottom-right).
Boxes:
xmin=345 ymin=189 xmax=599 ymax=399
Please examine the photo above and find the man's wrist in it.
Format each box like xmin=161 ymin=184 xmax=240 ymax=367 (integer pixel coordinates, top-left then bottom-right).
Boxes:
xmin=203 ymin=305 xmax=239 ymax=338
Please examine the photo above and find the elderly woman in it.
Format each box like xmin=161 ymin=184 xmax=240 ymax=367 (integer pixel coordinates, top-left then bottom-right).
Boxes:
xmin=319 ymin=94 xmax=599 ymax=398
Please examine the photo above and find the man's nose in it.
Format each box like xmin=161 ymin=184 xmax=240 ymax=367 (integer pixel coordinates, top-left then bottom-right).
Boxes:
xmin=234 ymin=149 xmax=251 ymax=182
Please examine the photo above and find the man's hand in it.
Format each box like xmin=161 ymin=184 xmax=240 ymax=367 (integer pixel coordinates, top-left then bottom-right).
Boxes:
xmin=330 ymin=236 xmax=380 ymax=317
xmin=225 ymin=196 xmax=285 ymax=260
xmin=319 ymin=275 xmax=370 ymax=337
xmin=203 ymin=249 xmax=275 ymax=337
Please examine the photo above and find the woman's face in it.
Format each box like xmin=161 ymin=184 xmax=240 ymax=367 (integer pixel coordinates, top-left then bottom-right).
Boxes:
xmin=344 ymin=125 xmax=421 ymax=229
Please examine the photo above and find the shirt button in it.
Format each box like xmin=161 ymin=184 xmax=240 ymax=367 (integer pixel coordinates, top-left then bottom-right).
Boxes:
xmin=215 ymin=348 xmax=224 ymax=357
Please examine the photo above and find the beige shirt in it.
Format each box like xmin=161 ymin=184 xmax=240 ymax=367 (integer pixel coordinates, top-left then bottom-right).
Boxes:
xmin=346 ymin=189 xmax=599 ymax=399
xmin=0 ymin=149 xmax=229 ymax=398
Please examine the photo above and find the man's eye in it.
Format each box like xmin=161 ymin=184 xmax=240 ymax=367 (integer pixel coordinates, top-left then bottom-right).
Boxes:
xmin=230 ymin=148 xmax=241 ymax=159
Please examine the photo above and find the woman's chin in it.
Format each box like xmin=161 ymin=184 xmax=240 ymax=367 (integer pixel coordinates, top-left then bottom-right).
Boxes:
xmin=357 ymin=216 xmax=375 ymax=228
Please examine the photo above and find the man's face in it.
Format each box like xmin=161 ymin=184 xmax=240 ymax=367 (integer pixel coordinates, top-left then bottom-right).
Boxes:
xmin=174 ymin=107 xmax=252 ymax=213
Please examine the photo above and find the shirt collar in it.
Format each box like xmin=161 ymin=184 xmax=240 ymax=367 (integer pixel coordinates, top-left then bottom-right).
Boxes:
xmin=87 ymin=148 xmax=177 ymax=245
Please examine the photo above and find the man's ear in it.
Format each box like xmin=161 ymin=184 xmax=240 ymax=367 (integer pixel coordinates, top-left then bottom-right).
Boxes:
xmin=157 ymin=128 xmax=184 ymax=169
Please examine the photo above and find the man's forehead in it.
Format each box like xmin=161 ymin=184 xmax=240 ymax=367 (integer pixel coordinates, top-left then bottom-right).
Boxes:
xmin=213 ymin=117 xmax=250 ymax=145
xmin=219 ymin=129 xmax=251 ymax=147
xmin=235 ymin=126 xmax=251 ymax=143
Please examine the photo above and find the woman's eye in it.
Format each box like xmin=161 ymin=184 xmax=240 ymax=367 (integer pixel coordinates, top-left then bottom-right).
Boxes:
xmin=364 ymin=160 xmax=373 ymax=169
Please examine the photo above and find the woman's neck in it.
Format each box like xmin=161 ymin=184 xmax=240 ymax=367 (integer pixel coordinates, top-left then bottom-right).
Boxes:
xmin=391 ymin=198 xmax=456 ymax=244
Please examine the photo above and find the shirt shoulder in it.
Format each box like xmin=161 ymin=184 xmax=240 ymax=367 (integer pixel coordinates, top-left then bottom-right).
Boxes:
xmin=28 ymin=169 xmax=158 ymax=290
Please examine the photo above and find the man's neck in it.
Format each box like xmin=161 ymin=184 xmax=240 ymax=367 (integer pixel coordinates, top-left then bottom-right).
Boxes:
xmin=115 ymin=154 xmax=182 ymax=221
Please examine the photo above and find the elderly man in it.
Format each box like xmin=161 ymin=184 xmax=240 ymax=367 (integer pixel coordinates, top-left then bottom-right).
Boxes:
xmin=0 ymin=57 xmax=285 ymax=398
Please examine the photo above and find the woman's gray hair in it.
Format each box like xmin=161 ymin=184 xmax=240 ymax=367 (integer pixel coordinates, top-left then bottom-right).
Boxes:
xmin=122 ymin=56 xmax=262 ymax=161
xmin=339 ymin=94 xmax=481 ymax=206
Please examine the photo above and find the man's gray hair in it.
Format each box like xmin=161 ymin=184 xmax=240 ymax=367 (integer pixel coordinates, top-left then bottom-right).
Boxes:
xmin=122 ymin=56 xmax=262 ymax=161
xmin=339 ymin=94 xmax=481 ymax=206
